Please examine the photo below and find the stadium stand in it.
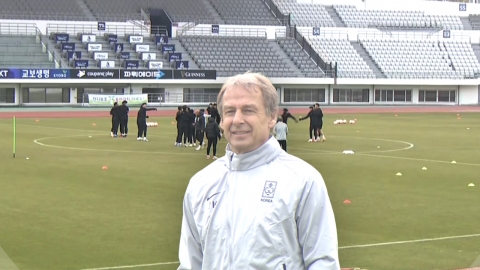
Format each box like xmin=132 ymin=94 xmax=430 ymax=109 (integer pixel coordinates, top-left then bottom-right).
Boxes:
xmin=208 ymin=0 xmax=282 ymax=25
xmin=333 ymin=5 xmax=464 ymax=30
xmin=83 ymin=0 xmax=217 ymax=23
xmin=179 ymin=35 xmax=304 ymax=77
xmin=0 ymin=23 xmax=61 ymax=69
xmin=0 ymin=35 xmax=54 ymax=69
xmin=305 ymin=36 xmax=376 ymax=78
xmin=45 ymin=31 xmax=196 ymax=70
xmin=360 ymin=38 xmax=480 ymax=79
xmin=273 ymin=0 xmax=337 ymax=27
xmin=468 ymin=14 xmax=480 ymax=30
xmin=276 ymin=38 xmax=325 ymax=77
xmin=0 ymin=0 xmax=91 ymax=21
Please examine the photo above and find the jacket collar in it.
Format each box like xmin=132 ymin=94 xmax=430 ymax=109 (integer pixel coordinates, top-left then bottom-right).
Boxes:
xmin=225 ymin=136 xmax=282 ymax=171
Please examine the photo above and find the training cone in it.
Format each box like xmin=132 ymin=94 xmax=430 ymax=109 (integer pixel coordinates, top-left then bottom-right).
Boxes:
xmin=395 ymin=114 xmax=398 ymax=117
xmin=467 ymin=128 xmax=470 ymax=130
xmin=102 ymin=166 xmax=108 ymax=170
xmin=171 ymin=121 xmax=175 ymax=124
xmin=457 ymin=117 xmax=461 ymax=120
xmin=451 ymin=160 xmax=457 ymax=164
xmin=396 ymin=172 xmax=402 ymax=176
xmin=422 ymin=167 xmax=427 ymax=170
xmin=343 ymin=199 xmax=351 ymax=204
xmin=468 ymin=183 xmax=475 ymax=187
xmin=92 ymin=123 xmax=97 ymax=126
xmin=35 ymin=119 xmax=39 ymax=122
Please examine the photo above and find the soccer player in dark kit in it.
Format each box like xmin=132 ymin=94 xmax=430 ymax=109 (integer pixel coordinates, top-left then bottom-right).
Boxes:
xmin=119 ymin=100 xmax=130 ymax=137
xmin=176 ymin=105 xmax=190 ymax=146
xmin=299 ymin=105 xmax=315 ymax=142
xmin=175 ymin=106 xmax=182 ymax=146
xmin=281 ymin=108 xmax=298 ymax=125
xmin=110 ymin=102 xmax=120 ymax=137
xmin=195 ymin=109 xmax=206 ymax=151
xmin=136 ymin=103 xmax=157 ymax=141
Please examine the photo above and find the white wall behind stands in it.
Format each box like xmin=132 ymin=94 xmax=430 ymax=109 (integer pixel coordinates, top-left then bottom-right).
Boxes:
xmin=4 ymin=82 xmax=477 ymax=106
xmin=148 ymin=84 xmax=477 ymax=105
xmin=306 ymin=0 xmax=479 ymax=16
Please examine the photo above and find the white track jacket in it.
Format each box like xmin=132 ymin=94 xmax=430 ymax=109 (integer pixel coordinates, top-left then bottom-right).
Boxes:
xmin=178 ymin=136 xmax=340 ymax=270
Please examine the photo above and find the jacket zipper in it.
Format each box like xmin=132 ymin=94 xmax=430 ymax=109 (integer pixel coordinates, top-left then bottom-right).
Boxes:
xmin=282 ymin=263 xmax=286 ymax=270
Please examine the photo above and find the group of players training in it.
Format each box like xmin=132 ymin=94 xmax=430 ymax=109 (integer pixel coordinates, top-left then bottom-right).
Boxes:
xmin=175 ymin=103 xmax=223 ymax=159
xmin=108 ymin=101 xmax=326 ymax=156
xmin=109 ymin=100 xmax=157 ymax=141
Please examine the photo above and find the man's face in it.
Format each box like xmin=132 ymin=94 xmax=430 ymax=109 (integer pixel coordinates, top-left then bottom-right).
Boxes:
xmin=221 ymin=86 xmax=276 ymax=154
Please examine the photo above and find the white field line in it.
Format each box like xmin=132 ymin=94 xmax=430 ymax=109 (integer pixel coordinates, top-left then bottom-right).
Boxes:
xmin=78 ymin=261 xmax=180 ymax=270
xmin=355 ymin=152 xmax=480 ymax=167
xmin=30 ymin=130 xmax=480 ymax=167
xmin=339 ymin=233 xmax=480 ymax=249
xmin=77 ymin=233 xmax=480 ymax=270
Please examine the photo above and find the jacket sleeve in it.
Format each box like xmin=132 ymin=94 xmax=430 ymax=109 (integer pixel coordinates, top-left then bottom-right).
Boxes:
xmin=299 ymin=111 xmax=311 ymax=121
xmin=295 ymin=174 xmax=340 ymax=270
xmin=178 ymin=191 xmax=203 ymax=270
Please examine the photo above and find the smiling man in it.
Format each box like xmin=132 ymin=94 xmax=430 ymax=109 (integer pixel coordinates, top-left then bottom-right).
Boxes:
xmin=177 ymin=72 xmax=340 ymax=270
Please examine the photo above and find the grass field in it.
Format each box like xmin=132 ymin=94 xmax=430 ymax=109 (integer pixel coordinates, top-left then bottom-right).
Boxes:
xmin=0 ymin=111 xmax=479 ymax=270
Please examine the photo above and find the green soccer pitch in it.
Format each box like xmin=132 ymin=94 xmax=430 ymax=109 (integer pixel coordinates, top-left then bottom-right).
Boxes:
xmin=0 ymin=112 xmax=479 ymax=270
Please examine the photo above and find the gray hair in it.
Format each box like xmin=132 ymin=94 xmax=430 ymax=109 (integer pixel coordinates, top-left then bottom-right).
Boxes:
xmin=217 ymin=72 xmax=278 ymax=118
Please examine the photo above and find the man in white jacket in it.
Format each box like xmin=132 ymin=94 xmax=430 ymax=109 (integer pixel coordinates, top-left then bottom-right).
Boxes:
xmin=178 ymin=72 xmax=340 ymax=270
xmin=273 ymin=117 xmax=288 ymax=152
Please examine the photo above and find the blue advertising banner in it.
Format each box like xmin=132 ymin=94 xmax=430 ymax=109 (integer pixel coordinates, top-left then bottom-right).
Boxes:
xmin=169 ymin=52 xmax=182 ymax=62
xmin=108 ymin=34 xmax=118 ymax=44
xmin=155 ymin=36 xmax=168 ymax=44
xmin=125 ymin=60 xmax=139 ymax=69
xmin=55 ymin=33 xmax=69 ymax=42
xmin=74 ymin=60 xmax=89 ymax=68
xmin=120 ymin=52 xmax=130 ymax=59
xmin=161 ymin=44 xmax=175 ymax=53
xmin=0 ymin=68 xmax=216 ymax=80
xmin=114 ymin=43 xmax=124 ymax=52
xmin=0 ymin=69 xmax=71 ymax=79
xmin=175 ymin=60 xmax=189 ymax=69
xmin=61 ymin=43 xmax=75 ymax=52
xmin=68 ymin=51 xmax=82 ymax=60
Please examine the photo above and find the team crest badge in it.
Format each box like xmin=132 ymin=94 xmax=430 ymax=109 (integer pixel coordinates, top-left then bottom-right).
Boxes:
xmin=262 ymin=181 xmax=277 ymax=198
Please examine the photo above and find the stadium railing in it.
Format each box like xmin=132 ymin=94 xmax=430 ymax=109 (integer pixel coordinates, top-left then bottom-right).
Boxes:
xmin=0 ymin=23 xmax=38 ymax=36
xmin=46 ymin=23 xmax=151 ymax=37
xmin=0 ymin=11 xmax=143 ymax=22
xmin=178 ymin=26 xmax=267 ymax=38
xmin=357 ymin=29 xmax=472 ymax=42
